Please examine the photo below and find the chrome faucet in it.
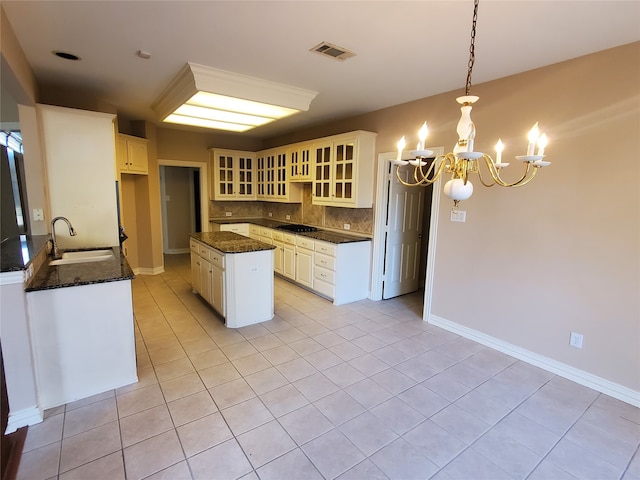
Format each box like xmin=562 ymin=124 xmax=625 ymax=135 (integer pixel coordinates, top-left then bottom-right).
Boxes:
xmin=51 ymin=216 xmax=77 ymax=259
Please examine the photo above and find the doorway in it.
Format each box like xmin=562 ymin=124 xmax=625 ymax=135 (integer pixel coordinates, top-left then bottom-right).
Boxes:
xmin=371 ymin=148 xmax=443 ymax=319
xmin=158 ymin=160 xmax=209 ymax=255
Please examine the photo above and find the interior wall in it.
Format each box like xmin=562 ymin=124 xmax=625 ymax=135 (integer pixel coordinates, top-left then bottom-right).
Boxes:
xmin=120 ymin=175 xmax=139 ymax=270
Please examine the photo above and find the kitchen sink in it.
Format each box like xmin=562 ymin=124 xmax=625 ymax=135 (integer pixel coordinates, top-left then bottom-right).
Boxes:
xmin=49 ymin=249 xmax=114 ymax=266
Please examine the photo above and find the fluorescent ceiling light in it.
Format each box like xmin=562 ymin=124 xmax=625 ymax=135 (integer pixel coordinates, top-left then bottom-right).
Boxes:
xmin=152 ymin=63 xmax=318 ymax=132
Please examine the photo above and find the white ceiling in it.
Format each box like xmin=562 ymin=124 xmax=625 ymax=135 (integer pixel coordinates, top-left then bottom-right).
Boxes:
xmin=2 ymin=1 xmax=639 ymax=139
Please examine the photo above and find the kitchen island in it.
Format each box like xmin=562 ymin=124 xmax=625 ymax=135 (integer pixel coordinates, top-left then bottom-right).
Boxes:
xmin=190 ymin=232 xmax=275 ymax=328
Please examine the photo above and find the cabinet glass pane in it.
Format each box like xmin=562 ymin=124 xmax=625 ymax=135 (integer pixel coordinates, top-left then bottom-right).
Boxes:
xmin=345 ymin=163 xmax=353 ymax=180
xmin=336 ymin=164 xmax=343 ymax=180
xmin=345 ymin=183 xmax=352 ymax=198
xmin=346 ymin=144 xmax=354 ymax=160
xmin=336 ymin=183 xmax=343 ymax=198
xmin=220 ymin=171 xmax=226 ymax=181
xmin=323 ymin=165 xmax=330 ymax=179
xmin=323 ymin=184 xmax=329 ymax=197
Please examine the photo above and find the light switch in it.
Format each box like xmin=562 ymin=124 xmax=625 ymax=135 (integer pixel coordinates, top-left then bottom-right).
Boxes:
xmin=450 ymin=209 xmax=466 ymax=222
xmin=33 ymin=208 xmax=44 ymax=221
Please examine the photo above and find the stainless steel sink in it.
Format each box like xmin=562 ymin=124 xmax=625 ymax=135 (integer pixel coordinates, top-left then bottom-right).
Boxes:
xmin=49 ymin=249 xmax=114 ymax=266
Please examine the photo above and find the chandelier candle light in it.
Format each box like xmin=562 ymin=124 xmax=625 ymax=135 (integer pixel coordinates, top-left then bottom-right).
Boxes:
xmin=393 ymin=0 xmax=551 ymax=206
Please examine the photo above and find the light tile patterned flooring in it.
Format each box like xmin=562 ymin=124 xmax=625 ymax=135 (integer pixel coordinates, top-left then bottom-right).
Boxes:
xmin=17 ymin=254 xmax=640 ymax=480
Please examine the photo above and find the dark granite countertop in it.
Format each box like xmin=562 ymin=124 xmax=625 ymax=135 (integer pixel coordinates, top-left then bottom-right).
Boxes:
xmin=0 ymin=234 xmax=50 ymax=273
xmin=210 ymin=217 xmax=282 ymax=229
xmin=192 ymin=232 xmax=276 ymax=254
xmin=297 ymin=230 xmax=371 ymax=244
xmin=25 ymin=246 xmax=135 ymax=292
xmin=208 ymin=218 xmax=371 ymax=244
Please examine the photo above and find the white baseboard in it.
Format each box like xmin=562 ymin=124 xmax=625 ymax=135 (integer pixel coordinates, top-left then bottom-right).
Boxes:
xmin=429 ymin=314 xmax=640 ymax=408
xmin=5 ymin=405 xmax=43 ymax=434
xmin=135 ymin=266 xmax=165 ymax=275
xmin=165 ymin=248 xmax=189 ymax=254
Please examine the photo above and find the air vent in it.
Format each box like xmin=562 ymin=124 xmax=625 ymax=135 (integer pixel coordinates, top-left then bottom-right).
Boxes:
xmin=309 ymin=42 xmax=356 ymax=62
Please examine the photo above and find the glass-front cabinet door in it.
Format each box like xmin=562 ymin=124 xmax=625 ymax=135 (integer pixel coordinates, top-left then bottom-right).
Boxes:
xmin=210 ymin=149 xmax=256 ymax=200
xmin=313 ymin=142 xmax=332 ymax=202
xmin=333 ymin=139 xmax=355 ymax=202
xmin=289 ymin=143 xmax=312 ymax=182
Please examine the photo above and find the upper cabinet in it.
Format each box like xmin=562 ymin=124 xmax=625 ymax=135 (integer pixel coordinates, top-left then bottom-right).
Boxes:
xmin=209 ymin=149 xmax=256 ymax=201
xmin=312 ymin=131 xmax=376 ymax=208
xmin=256 ymin=148 xmax=303 ymax=203
xmin=208 ymin=130 xmax=375 ymax=207
xmin=117 ymin=134 xmax=148 ymax=175
xmin=288 ymin=142 xmax=313 ymax=182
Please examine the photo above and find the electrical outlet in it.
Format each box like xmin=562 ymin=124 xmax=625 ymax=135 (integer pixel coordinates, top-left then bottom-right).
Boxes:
xmin=286 ymin=214 xmax=291 ymax=220
xmin=33 ymin=208 xmax=44 ymax=221
xmin=343 ymin=223 xmax=350 ymax=230
xmin=451 ymin=209 xmax=466 ymax=222
xmin=569 ymin=332 xmax=583 ymax=349
xmin=268 ymin=212 xmax=272 ymax=217
xmin=225 ymin=212 xmax=232 ymax=217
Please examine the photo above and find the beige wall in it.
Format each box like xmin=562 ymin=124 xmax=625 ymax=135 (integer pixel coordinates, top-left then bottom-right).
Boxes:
xmin=263 ymin=42 xmax=640 ymax=393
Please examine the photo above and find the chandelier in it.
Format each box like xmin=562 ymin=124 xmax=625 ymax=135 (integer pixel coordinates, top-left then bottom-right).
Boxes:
xmin=393 ymin=0 xmax=550 ymax=205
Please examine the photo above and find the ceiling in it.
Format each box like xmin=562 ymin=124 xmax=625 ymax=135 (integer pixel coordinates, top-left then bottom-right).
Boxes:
xmin=2 ymin=1 xmax=639 ymax=139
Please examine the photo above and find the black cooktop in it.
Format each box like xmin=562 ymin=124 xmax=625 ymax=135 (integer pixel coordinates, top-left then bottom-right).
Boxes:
xmin=275 ymin=224 xmax=318 ymax=233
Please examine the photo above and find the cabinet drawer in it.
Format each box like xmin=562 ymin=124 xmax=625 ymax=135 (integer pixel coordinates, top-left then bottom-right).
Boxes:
xmin=249 ymin=224 xmax=260 ymax=234
xmin=190 ymin=239 xmax=200 ymax=254
xmin=258 ymin=227 xmax=272 ymax=238
xmin=314 ymin=266 xmax=335 ymax=285
xmin=198 ymin=245 xmax=211 ymax=261
xmin=314 ymin=277 xmax=335 ymax=299
xmin=283 ymin=233 xmax=296 ymax=245
xmin=210 ymin=250 xmax=225 ymax=269
xmin=314 ymin=252 xmax=335 ymax=271
xmin=314 ymin=241 xmax=336 ymax=257
xmin=296 ymin=237 xmax=314 ymax=250
xmin=272 ymin=231 xmax=284 ymax=242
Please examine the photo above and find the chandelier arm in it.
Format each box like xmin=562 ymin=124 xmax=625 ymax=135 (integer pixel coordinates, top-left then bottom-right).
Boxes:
xmin=480 ymin=155 xmax=539 ymax=187
xmin=414 ymin=156 xmax=446 ymax=184
xmin=395 ymin=165 xmax=426 ymax=186
xmin=476 ymin=166 xmax=497 ymax=187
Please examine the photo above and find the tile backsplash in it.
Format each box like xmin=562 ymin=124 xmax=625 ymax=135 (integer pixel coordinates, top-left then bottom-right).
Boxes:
xmin=209 ymin=184 xmax=373 ymax=235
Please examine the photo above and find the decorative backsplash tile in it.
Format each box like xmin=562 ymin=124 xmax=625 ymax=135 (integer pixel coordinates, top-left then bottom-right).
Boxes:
xmin=209 ymin=183 xmax=373 ymax=235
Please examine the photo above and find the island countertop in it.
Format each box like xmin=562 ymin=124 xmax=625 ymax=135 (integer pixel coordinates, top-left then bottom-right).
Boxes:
xmin=191 ymin=232 xmax=276 ymax=254
xmin=26 ymin=246 xmax=134 ymax=292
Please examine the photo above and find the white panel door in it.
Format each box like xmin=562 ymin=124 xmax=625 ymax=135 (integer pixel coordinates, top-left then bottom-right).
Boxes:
xmin=383 ymin=164 xmax=424 ymax=299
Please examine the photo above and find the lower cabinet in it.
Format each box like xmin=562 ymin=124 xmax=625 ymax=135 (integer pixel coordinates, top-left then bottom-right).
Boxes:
xmin=295 ymin=237 xmax=314 ymax=289
xmin=282 ymin=233 xmax=296 ymax=280
xmin=190 ymin=237 xmax=273 ymax=327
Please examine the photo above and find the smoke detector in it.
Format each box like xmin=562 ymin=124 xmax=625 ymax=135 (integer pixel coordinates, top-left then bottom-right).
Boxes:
xmin=309 ymin=41 xmax=356 ymax=62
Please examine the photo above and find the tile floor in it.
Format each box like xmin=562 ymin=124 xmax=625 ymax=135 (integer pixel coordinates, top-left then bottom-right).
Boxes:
xmin=17 ymin=254 xmax=640 ymax=480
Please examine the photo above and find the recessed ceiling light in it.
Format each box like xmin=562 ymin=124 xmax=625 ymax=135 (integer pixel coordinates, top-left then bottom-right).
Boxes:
xmin=52 ymin=51 xmax=80 ymax=61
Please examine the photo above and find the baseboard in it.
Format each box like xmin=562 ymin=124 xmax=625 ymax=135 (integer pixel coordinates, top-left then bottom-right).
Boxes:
xmin=134 ymin=266 xmax=165 ymax=275
xmin=5 ymin=406 xmax=42 ymax=435
xmin=429 ymin=314 xmax=640 ymax=408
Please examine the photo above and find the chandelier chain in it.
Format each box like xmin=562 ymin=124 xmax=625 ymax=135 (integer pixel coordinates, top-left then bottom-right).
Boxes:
xmin=465 ymin=0 xmax=479 ymax=96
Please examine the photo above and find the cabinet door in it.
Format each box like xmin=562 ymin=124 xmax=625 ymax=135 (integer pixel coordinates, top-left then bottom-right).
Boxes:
xmin=211 ymin=265 xmax=225 ymax=317
xmin=296 ymin=248 xmax=314 ymax=288
xmin=127 ymin=139 xmax=149 ymax=174
xmin=266 ymin=152 xmax=276 ymax=197
xmin=273 ymin=240 xmax=284 ymax=274
xmin=276 ymin=151 xmax=287 ymax=198
xmin=214 ymin=153 xmax=235 ymax=199
xmin=283 ymin=244 xmax=296 ymax=279
xmin=199 ymin=258 xmax=212 ymax=304
xmin=236 ymin=154 xmax=256 ymax=199
xmin=116 ymin=136 xmax=128 ymax=171
xmin=299 ymin=144 xmax=312 ymax=181
xmin=333 ymin=139 xmax=356 ymax=204
xmin=313 ymin=142 xmax=332 ymax=202
xmin=191 ymin=253 xmax=202 ymax=293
